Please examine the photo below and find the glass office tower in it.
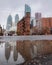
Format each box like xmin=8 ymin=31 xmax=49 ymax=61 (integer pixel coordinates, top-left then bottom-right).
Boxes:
xmin=15 ymin=14 xmax=19 ymax=25
xmin=6 ymin=15 xmax=12 ymax=31
xmin=25 ymin=4 xmax=31 ymax=13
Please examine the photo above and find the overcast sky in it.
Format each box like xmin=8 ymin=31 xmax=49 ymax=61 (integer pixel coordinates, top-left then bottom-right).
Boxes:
xmin=0 ymin=0 xmax=52 ymax=28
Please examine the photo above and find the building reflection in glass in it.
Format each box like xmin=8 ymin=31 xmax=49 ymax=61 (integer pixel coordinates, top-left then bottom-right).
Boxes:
xmin=5 ymin=42 xmax=11 ymax=62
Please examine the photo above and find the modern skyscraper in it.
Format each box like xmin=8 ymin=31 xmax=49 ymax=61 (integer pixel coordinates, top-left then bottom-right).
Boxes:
xmin=6 ymin=15 xmax=12 ymax=31
xmin=17 ymin=4 xmax=31 ymax=35
xmin=25 ymin=4 xmax=31 ymax=14
xmin=30 ymin=19 xmax=34 ymax=28
xmin=15 ymin=14 xmax=19 ymax=25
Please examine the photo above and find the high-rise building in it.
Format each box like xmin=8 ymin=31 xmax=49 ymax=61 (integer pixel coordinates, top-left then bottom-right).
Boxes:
xmin=17 ymin=4 xmax=31 ymax=35
xmin=24 ymin=4 xmax=31 ymax=35
xmin=15 ymin=14 xmax=19 ymax=25
xmin=6 ymin=15 xmax=12 ymax=31
xmin=35 ymin=13 xmax=41 ymax=20
xmin=25 ymin=4 xmax=31 ymax=14
xmin=35 ymin=13 xmax=42 ymax=32
xmin=30 ymin=19 xmax=34 ymax=28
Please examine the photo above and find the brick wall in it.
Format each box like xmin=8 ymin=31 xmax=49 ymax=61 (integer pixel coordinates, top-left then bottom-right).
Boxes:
xmin=41 ymin=17 xmax=52 ymax=34
xmin=17 ymin=12 xmax=30 ymax=35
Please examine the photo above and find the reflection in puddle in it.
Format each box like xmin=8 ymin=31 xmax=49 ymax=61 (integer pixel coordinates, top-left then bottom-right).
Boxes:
xmin=0 ymin=40 xmax=52 ymax=65
xmin=0 ymin=42 xmax=25 ymax=65
xmin=13 ymin=46 xmax=18 ymax=61
xmin=5 ymin=42 xmax=11 ymax=62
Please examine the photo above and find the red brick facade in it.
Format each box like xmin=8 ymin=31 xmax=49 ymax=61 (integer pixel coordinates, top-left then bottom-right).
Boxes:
xmin=41 ymin=18 xmax=51 ymax=29
xmin=17 ymin=12 xmax=52 ymax=35
xmin=31 ymin=17 xmax=52 ymax=35
xmin=17 ymin=12 xmax=30 ymax=35
xmin=40 ymin=17 xmax=52 ymax=34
